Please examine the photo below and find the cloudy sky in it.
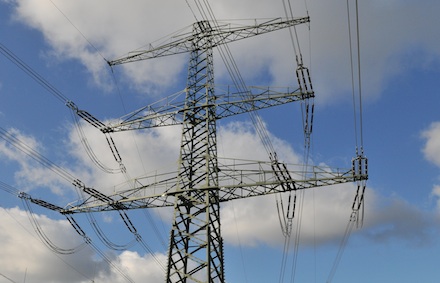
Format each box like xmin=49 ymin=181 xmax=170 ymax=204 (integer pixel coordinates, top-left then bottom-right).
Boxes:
xmin=1 ymin=0 xmax=440 ymax=282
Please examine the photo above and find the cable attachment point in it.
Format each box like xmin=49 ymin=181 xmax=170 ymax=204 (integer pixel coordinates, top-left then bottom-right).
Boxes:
xmin=270 ymin=154 xmax=296 ymax=193
xmin=351 ymin=149 xmax=368 ymax=227
xmin=352 ymin=151 xmax=368 ymax=182
xmin=295 ymin=55 xmax=315 ymax=148
xmin=65 ymin=100 xmax=78 ymax=111
xmin=295 ymin=54 xmax=314 ymax=98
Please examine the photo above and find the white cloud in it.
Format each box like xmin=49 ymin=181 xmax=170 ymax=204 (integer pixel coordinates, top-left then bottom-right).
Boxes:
xmin=362 ymin=194 xmax=439 ymax=247
xmin=2 ymin=116 xmax=439 ymax=282
xmin=0 ymin=206 xmax=167 ymax=283
xmin=221 ymin=185 xmax=351 ymax=247
xmin=9 ymin=0 xmax=193 ymax=93
xmin=432 ymin=185 xmax=440 ymax=214
xmin=0 ymin=207 xmax=92 ymax=283
xmin=3 ymin=1 xmax=440 ymax=279
xmin=60 ymin=119 xmax=440 ymax=249
xmin=421 ymin=122 xmax=440 ymax=167
xmin=64 ymin=121 xmax=181 ymax=194
xmin=95 ymin=251 xmax=166 ymax=283
xmin=0 ymin=128 xmax=71 ymax=195
xmin=5 ymin=117 xmax=436 ymax=250
xmin=6 ymin=0 xmax=440 ymax=101
xmin=421 ymin=122 xmax=440 ymax=213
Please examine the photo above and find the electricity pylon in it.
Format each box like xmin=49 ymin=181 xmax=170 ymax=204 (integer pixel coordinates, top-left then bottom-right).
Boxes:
xmin=34 ymin=17 xmax=367 ymax=283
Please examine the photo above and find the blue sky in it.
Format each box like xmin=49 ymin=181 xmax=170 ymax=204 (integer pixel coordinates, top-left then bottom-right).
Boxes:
xmin=1 ymin=0 xmax=440 ymax=282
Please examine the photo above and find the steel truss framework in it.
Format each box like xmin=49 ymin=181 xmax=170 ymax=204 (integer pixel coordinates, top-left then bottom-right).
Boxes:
xmin=27 ymin=17 xmax=368 ymax=283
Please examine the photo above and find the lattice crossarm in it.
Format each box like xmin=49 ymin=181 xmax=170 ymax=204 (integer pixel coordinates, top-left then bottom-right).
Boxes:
xmin=107 ymin=110 xmax=183 ymax=132
xmin=106 ymin=90 xmax=187 ymax=132
xmin=215 ymin=159 xmax=357 ymax=201
xmin=108 ymin=17 xmax=310 ymax=66
xmin=106 ymin=85 xmax=309 ymax=132
xmin=214 ymin=86 xmax=307 ymax=119
xmin=59 ymin=159 xmax=360 ymax=214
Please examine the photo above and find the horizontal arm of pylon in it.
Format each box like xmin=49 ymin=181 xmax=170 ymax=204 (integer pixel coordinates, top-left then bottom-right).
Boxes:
xmin=108 ymin=17 xmax=310 ymax=66
xmin=106 ymin=86 xmax=310 ymax=132
xmin=59 ymin=158 xmax=366 ymax=214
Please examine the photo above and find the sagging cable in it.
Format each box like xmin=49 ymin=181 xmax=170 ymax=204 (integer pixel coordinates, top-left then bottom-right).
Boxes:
xmin=87 ymin=212 xmax=137 ymax=251
xmin=118 ymin=210 xmax=167 ymax=272
xmin=327 ymin=152 xmax=368 ymax=282
xmin=65 ymin=215 xmax=135 ymax=283
xmin=20 ymin=193 xmax=87 ymax=255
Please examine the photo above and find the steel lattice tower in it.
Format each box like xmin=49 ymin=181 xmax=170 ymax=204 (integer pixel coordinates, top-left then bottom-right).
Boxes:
xmin=25 ymin=17 xmax=368 ymax=283
xmin=167 ymin=21 xmax=224 ymax=282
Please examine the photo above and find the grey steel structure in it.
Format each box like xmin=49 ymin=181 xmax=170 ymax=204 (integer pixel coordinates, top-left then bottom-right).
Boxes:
xmin=54 ymin=17 xmax=368 ymax=283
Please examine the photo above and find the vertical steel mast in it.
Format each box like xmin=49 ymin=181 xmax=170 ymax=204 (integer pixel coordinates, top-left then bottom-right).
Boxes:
xmin=167 ymin=21 xmax=223 ymax=282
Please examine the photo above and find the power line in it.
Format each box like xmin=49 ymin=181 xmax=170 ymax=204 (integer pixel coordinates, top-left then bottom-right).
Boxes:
xmin=0 ymin=126 xmax=77 ymax=185
xmin=0 ymin=125 xmax=165 ymax=270
xmin=20 ymin=194 xmax=87 ymax=255
xmin=0 ymin=39 xmax=134 ymax=186
xmin=189 ymin=2 xmax=316 ymax=282
xmin=355 ymin=0 xmax=364 ymax=150
xmin=49 ymin=0 xmax=107 ymax=61
xmin=1 ymin=2 xmax=367 ymax=282
xmin=0 ymin=272 xmax=18 ymax=283
xmin=2 ymin=13 xmax=169 ymax=273
xmin=327 ymin=0 xmax=368 ymax=280
xmin=276 ymin=0 xmax=315 ymax=281
xmin=0 ymin=202 xmax=94 ymax=281
xmin=0 ymin=43 xmax=69 ymax=104
xmin=65 ymin=215 xmax=136 ymax=283
xmin=186 ymin=8 xmax=305 ymax=282
xmin=0 ymin=180 xmax=20 ymax=196
xmin=192 ymin=0 xmax=277 ymax=156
